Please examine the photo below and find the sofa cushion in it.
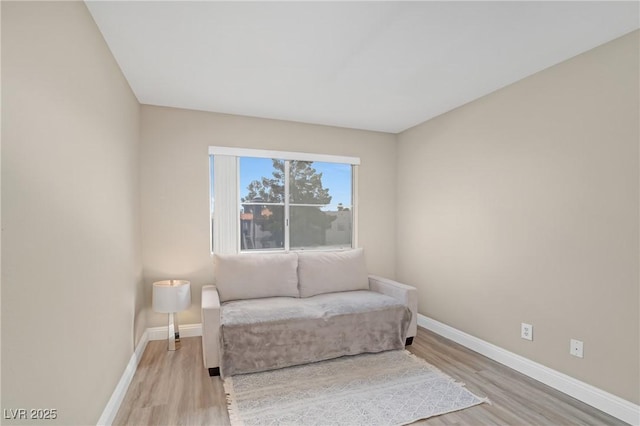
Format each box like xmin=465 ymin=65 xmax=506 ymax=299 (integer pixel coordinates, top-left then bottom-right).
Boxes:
xmin=297 ymin=248 xmax=369 ymax=297
xmin=214 ymin=253 xmax=299 ymax=302
xmin=221 ymin=290 xmax=404 ymax=326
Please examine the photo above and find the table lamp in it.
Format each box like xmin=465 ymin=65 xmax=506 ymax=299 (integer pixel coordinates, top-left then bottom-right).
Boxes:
xmin=152 ymin=280 xmax=191 ymax=350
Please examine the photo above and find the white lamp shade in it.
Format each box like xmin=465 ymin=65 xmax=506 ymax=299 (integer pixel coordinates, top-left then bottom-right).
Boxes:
xmin=153 ymin=280 xmax=191 ymax=313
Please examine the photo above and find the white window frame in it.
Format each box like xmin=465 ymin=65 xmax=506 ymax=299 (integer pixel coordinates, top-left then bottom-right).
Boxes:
xmin=209 ymin=146 xmax=359 ymax=255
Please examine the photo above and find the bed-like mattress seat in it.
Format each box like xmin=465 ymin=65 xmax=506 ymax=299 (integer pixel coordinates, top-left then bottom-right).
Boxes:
xmin=220 ymin=290 xmax=410 ymax=377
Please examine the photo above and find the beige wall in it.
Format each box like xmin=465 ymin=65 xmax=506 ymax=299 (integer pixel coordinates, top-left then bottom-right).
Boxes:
xmin=396 ymin=31 xmax=639 ymax=403
xmin=1 ymin=2 xmax=143 ymax=424
xmin=140 ymin=105 xmax=397 ymax=327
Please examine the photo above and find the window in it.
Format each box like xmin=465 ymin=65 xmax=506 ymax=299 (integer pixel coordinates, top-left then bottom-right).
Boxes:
xmin=209 ymin=147 xmax=358 ymax=254
xmin=240 ymin=157 xmax=285 ymax=250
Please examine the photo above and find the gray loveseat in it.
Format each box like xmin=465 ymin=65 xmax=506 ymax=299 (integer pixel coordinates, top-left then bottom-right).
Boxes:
xmin=202 ymin=249 xmax=418 ymax=378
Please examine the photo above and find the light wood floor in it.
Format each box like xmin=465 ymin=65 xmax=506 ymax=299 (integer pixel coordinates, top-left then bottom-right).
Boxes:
xmin=114 ymin=327 xmax=625 ymax=425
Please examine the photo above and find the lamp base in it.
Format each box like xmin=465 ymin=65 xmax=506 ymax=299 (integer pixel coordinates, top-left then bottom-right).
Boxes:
xmin=167 ymin=312 xmax=181 ymax=351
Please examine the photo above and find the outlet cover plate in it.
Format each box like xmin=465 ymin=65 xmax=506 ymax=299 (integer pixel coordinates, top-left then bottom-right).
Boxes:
xmin=521 ymin=323 xmax=533 ymax=341
xmin=570 ymin=339 xmax=584 ymax=358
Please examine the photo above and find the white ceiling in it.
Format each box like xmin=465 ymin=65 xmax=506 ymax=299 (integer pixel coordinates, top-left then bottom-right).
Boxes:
xmin=85 ymin=1 xmax=639 ymax=133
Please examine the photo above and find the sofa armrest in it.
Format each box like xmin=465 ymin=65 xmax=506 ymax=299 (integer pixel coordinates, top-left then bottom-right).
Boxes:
xmin=201 ymin=285 xmax=221 ymax=372
xmin=368 ymin=275 xmax=418 ymax=338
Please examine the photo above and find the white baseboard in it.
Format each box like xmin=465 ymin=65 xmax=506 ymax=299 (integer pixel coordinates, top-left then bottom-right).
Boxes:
xmin=417 ymin=314 xmax=640 ymax=426
xmin=96 ymin=329 xmax=150 ymax=426
xmin=96 ymin=323 xmax=203 ymax=425
xmin=147 ymin=323 xmax=203 ymax=341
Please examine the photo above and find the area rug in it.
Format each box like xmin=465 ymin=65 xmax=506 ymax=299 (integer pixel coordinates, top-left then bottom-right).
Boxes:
xmin=223 ymin=350 xmax=489 ymax=426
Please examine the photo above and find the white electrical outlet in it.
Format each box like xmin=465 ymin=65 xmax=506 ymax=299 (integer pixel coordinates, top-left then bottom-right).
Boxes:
xmin=521 ymin=323 xmax=533 ymax=341
xmin=570 ymin=339 xmax=584 ymax=358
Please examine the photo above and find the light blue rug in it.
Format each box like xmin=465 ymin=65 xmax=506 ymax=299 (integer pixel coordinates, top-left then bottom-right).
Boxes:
xmin=224 ymin=350 xmax=489 ymax=426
